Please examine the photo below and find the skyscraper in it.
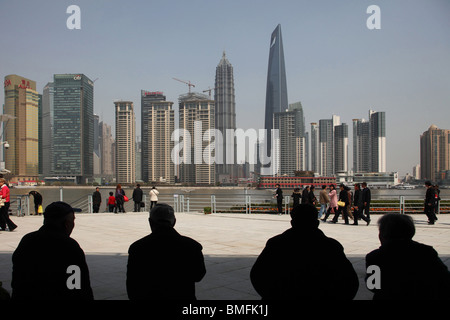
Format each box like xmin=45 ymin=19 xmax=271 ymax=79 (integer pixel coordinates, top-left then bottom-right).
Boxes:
xmin=3 ymin=75 xmax=40 ymax=183
xmin=273 ymin=102 xmax=307 ymax=176
xmin=264 ymin=24 xmax=288 ymax=159
xmin=334 ymin=123 xmax=349 ymax=173
xmin=41 ymin=82 xmax=54 ymax=177
xmin=420 ymin=125 xmax=450 ymax=182
xmin=214 ymin=51 xmax=237 ymax=183
xmin=178 ymin=92 xmax=215 ymax=185
xmin=99 ymin=120 xmax=115 ymax=180
xmin=52 ymin=74 xmax=94 ymax=184
xmin=141 ymin=91 xmax=175 ymax=184
xmin=115 ymin=101 xmax=136 ymax=183
xmin=353 ymin=110 xmax=386 ymax=173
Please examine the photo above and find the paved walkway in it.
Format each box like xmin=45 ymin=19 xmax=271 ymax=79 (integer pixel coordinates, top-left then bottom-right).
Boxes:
xmin=1 ymin=211 xmax=450 ymax=300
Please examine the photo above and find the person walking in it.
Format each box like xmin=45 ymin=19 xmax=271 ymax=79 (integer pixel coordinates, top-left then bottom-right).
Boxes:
xmin=434 ymin=184 xmax=441 ymax=217
xmin=321 ymin=184 xmax=337 ymax=222
xmin=318 ymin=185 xmax=329 ymax=219
xmin=0 ymin=178 xmax=17 ymax=232
xmin=132 ymin=184 xmax=144 ymax=212
xmin=92 ymin=187 xmax=102 ymax=213
xmin=361 ymin=182 xmax=371 ymax=224
xmin=308 ymin=186 xmax=317 ymax=207
xmin=28 ymin=191 xmax=43 ymax=215
xmin=424 ymin=181 xmax=437 ymax=225
xmin=149 ymin=186 xmax=159 ymax=210
xmin=275 ymin=184 xmax=283 ymax=214
xmin=352 ymin=184 xmax=369 ymax=226
xmin=301 ymin=186 xmax=310 ymax=204
xmin=115 ymin=184 xmax=126 ymax=213
xmin=331 ymin=184 xmax=350 ymax=225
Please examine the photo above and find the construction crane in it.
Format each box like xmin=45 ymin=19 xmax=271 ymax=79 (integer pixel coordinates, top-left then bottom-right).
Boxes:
xmin=173 ymin=78 xmax=195 ymax=93
xmin=202 ymin=86 xmax=218 ymax=98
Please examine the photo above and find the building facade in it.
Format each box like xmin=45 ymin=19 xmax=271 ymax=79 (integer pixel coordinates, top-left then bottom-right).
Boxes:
xmin=178 ymin=92 xmax=215 ymax=185
xmin=141 ymin=91 xmax=175 ymax=184
xmin=115 ymin=101 xmax=136 ymax=184
xmin=273 ymin=102 xmax=307 ymax=176
xmin=3 ymin=75 xmax=40 ymax=184
xmin=420 ymin=125 xmax=450 ymax=182
xmin=353 ymin=109 xmax=386 ymax=173
xmin=214 ymin=51 xmax=237 ymax=183
xmin=51 ymin=74 xmax=94 ymax=184
xmin=264 ymin=24 xmax=288 ymax=159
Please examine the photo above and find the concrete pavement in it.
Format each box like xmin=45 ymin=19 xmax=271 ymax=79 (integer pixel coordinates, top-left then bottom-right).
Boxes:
xmin=1 ymin=211 xmax=449 ymax=300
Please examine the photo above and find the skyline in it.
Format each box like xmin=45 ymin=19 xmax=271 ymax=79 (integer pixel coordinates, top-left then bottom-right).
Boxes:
xmin=1 ymin=0 xmax=449 ymax=177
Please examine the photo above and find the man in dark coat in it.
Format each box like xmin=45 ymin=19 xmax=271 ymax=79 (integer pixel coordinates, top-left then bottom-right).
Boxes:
xmin=361 ymin=182 xmax=371 ymax=223
xmin=11 ymin=202 xmax=93 ymax=300
xmin=132 ymin=183 xmax=144 ymax=212
xmin=126 ymin=203 xmax=206 ymax=300
xmin=275 ymin=184 xmax=283 ymax=214
xmin=352 ymin=184 xmax=369 ymax=226
xmin=92 ymin=187 xmax=102 ymax=213
xmin=250 ymin=204 xmax=359 ymax=300
xmin=365 ymin=213 xmax=450 ymax=299
xmin=424 ymin=180 xmax=437 ymax=225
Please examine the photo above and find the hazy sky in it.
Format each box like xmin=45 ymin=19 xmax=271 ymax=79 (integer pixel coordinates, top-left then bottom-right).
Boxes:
xmin=1 ymin=0 xmax=449 ymax=176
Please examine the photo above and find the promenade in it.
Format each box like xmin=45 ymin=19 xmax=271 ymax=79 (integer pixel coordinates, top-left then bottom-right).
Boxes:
xmin=1 ymin=211 xmax=449 ymax=300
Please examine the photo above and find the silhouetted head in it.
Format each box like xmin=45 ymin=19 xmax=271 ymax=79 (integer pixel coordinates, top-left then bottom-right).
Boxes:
xmin=377 ymin=213 xmax=415 ymax=245
xmin=290 ymin=204 xmax=319 ymax=230
xmin=425 ymin=181 xmax=432 ymax=188
xmin=43 ymin=201 xmax=79 ymax=236
xmin=149 ymin=203 xmax=176 ymax=231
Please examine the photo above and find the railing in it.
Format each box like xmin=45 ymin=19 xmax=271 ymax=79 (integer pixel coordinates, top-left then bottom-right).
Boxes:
xmin=9 ymin=191 xmax=448 ymax=216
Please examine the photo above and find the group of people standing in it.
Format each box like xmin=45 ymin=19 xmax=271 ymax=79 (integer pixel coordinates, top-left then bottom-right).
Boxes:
xmin=92 ymin=184 xmax=159 ymax=213
xmin=275 ymin=182 xmax=372 ymax=226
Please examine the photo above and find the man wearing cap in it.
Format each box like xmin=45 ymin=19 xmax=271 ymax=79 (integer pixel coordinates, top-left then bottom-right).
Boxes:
xmin=250 ymin=204 xmax=359 ymax=300
xmin=126 ymin=203 xmax=206 ymax=300
xmin=11 ymin=202 xmax=93 ymax=300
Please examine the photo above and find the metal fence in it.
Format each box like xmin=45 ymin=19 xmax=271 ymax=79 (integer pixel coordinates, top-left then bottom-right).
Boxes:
xmin=8 ymin=193 xmax=448 ymax=216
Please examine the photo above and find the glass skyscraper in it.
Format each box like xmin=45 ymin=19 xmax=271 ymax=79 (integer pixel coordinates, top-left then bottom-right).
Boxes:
xmin=52 ymin=74 xmax=94 ymax=184
xmin=264 ymin=24 xmax=288 ymax=158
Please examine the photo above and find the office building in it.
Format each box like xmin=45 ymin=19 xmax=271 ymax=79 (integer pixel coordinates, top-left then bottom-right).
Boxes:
xmin=420 ymin=125 xmax=450 ymax=182
xmin=3 ymin=75 xmax=40 ymax=183
xmin=141 ymin=91 xmax=174 ymax=184
xmin=115 ymin=101 xmax=136 ymax=184
xmin=353 ymin=110 xmax=386 ymax=173
xmin=51 ymin=74 xmax=94 ymax=184
xmin=334 ymin=123 xmax=349 ymax=173
xmin=214 ymin=51 xmax=237 ymax=183
xmin=178 ymin=92 xmax=215 ymax=185
xmin=264 ymin=24 xmax=288 ymax=158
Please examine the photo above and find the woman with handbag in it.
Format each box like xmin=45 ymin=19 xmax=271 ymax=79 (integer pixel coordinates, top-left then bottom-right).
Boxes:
xmin=321 ymin=184 xmax=337 ymax=222
xmin=0 ymin=178 xmax=17 ymax=231
xmin=330 ymin=184 xmax=350 ymax=224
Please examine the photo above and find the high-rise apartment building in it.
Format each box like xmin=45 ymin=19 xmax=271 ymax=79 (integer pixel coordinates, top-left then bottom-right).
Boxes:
xmin=353 ymin=110 xmax=386 ymax=173
xmin=214 ymin=51 xmax=237 ymax=183
xmin=115 ymin=101 xmax=136 ymax=183
xmin=264 ymin=24 xmax=288 ymax=159
xmin=141 ymin=91 xmax=174 ymax=184
xmin=334 ymin=123 xmax=349 ymax=173
xmin=51 ymin=74 xmax=94 ymax=183
xmin=3 ymin=75 xmax=40 ymax=183
xmin=99 ymin=120 xmax=115 ymax=180
xmin=310 ymin=115 xmax=348 ymax=176
xmin=420 ymin=125 xmax=450 ymax=182
xmin=178 ymin=92 xmax=215 ymax=185
xmin=273 ymin=102 xmax=307 ymax=176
